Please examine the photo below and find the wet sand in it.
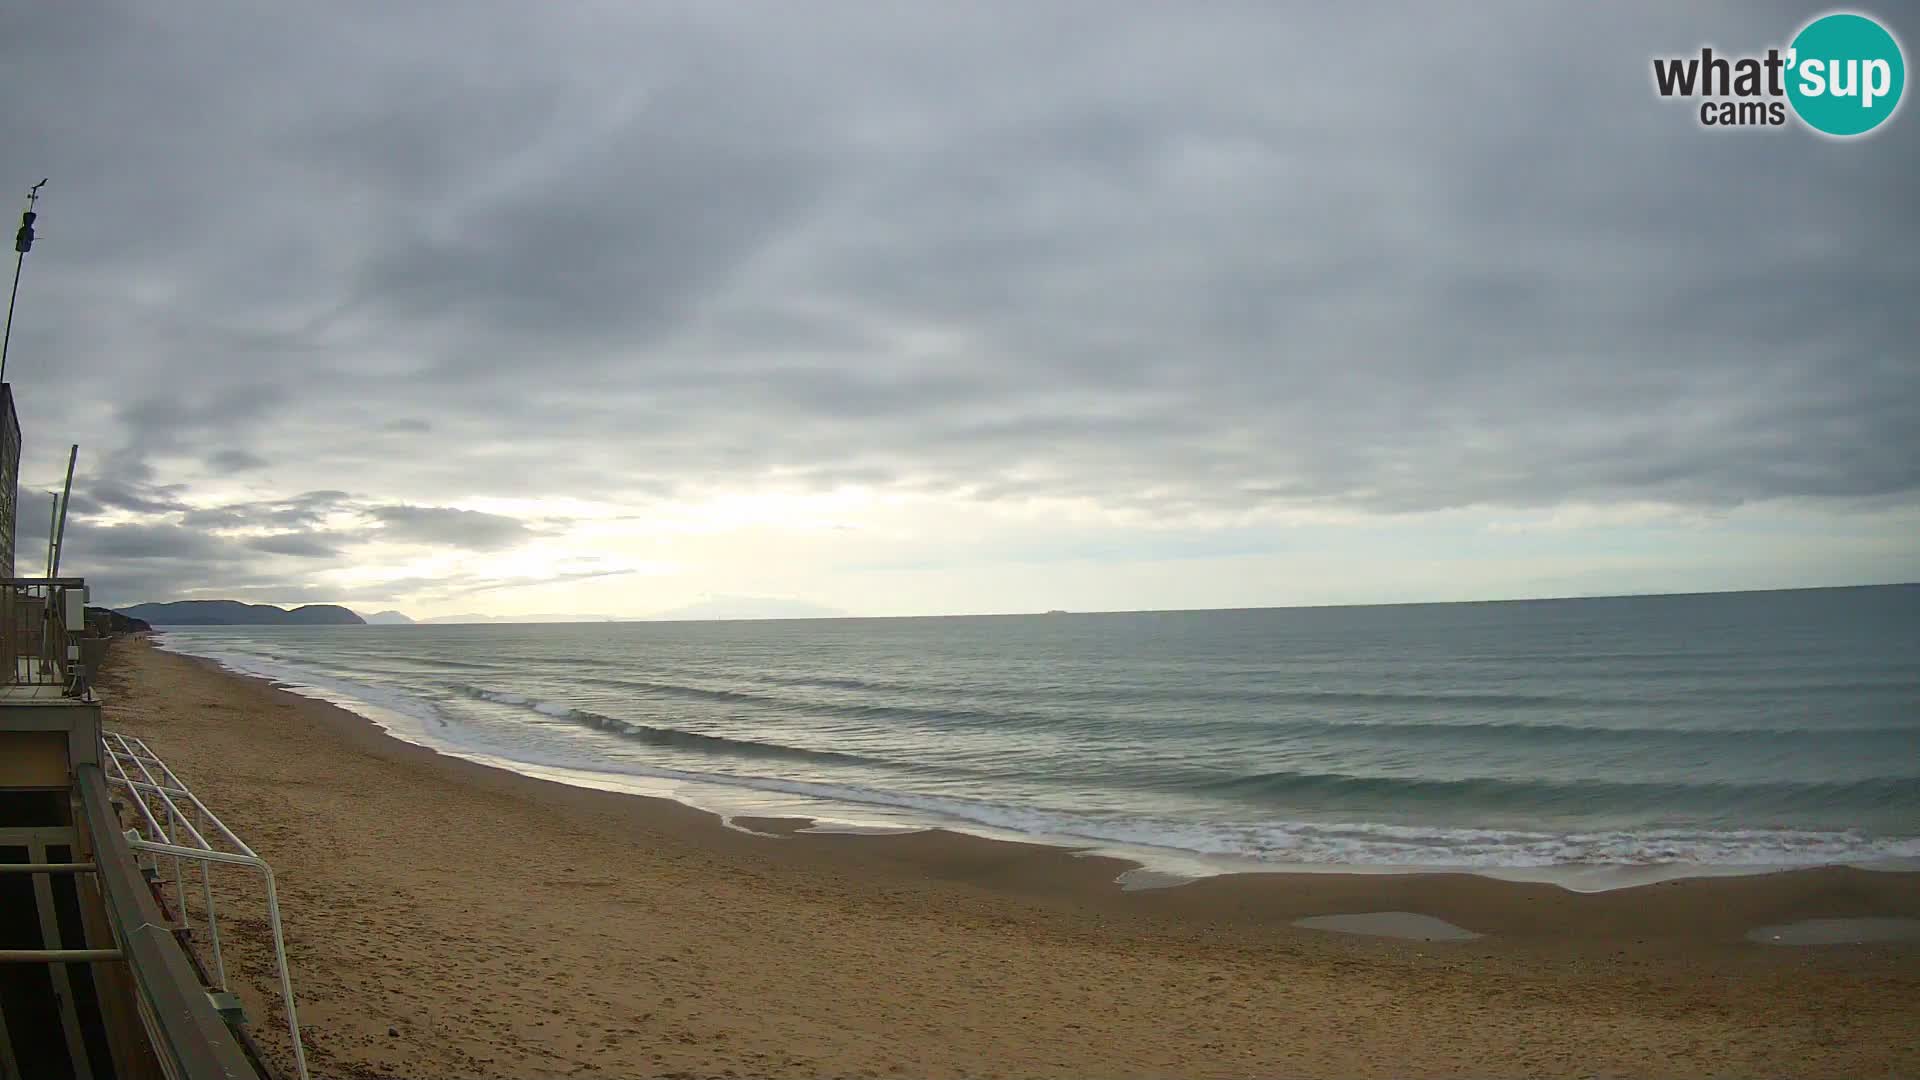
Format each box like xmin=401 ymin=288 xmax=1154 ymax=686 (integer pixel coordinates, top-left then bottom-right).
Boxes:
xmin=1291 ymin=912 xmax=1480 ymax=941
xmin=97 ymin=638 xmax=1920 ymax=1079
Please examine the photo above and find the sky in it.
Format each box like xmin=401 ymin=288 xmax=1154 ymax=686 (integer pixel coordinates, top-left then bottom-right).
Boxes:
xmin=0 ymin=2 xmax=1914 ymax=619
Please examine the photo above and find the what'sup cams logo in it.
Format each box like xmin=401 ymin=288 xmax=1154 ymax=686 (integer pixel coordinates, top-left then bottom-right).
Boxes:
xmin=1653 ymin=11 xmax=1905 ymax=136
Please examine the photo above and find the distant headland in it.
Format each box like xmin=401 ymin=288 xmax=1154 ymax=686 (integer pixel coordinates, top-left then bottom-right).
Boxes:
xmin=116 ymin=600 xmax=367 ymax=626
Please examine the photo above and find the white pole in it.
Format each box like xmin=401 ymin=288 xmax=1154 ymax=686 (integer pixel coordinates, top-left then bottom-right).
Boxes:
xmin=50 ymin=444 xmax=76 ymax=576
xmin=260 ymin=867 xmax=309 ymax=1080
xmin=43 ymin=492 xmax=56 ymax=576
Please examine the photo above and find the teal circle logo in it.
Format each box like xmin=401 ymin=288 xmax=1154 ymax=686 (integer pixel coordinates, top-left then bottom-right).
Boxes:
xmin=1787 ymin=13 xmax=1905 ymax=136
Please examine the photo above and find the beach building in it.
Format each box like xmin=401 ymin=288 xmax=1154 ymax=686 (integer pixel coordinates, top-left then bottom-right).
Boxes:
xmin=0 ymin=380 xmax=302 ymax=1079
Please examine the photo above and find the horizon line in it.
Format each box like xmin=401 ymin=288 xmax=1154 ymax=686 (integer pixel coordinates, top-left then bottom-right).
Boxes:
xmin=116 ymin=579 xmax=1918 ymax=625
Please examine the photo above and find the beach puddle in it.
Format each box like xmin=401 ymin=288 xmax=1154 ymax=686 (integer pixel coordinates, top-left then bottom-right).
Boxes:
xmin=1292 ymin=911 xmax=1481 ymax=942
xmin=1746 ymin=917 xmax=1920 ymax=946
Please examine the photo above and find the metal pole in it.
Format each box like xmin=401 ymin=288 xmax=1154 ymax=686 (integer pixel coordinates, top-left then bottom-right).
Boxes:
xmin=197 ymin=802 xmax=225 ymax=989
xmin=51 ymin=444 xmax=76 ymax=576
xmin=260 ymin=866 xmax=310 ymax=1080
xmin=44 ymin=492 xmax=56 ymax=576
xmin=1 ymin=250 xmax=23 ymax=384
xmin=38 ymin=492 xmax=56 ymax=675
xmin=171 ymin=813 xmax=187 ymax=935
xmin=1 ymin=180 xmax=47 ymax=387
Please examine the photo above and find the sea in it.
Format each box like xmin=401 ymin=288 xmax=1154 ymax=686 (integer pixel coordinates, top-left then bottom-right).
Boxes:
xmin=151 ymin=585 xmax=1920 ymax=891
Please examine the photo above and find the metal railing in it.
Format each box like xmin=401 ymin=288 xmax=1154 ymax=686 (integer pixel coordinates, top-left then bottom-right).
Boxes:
xmin=102 ymin=730 xmax=309 ymax=1080
xmin=2 ymin=575 xmax=91 ymax=695
xmin=74 ymin=766 xmax=264 ymax=1080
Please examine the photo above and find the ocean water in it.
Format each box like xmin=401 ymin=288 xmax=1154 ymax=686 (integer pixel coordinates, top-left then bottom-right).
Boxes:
xmin=151 ymin=585 xmax=1920 ymax=888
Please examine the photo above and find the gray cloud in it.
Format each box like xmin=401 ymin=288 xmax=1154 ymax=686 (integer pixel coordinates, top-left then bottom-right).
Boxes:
xmin=243 ymin=532 xmax=346 ymax=559
xmin=82 ymin=477 xmax=188 ymax=516
xmin=178 ymin=491 xmax=357 ymax=532
xmin=66 ymin=522 xmax=228 ymax=562
xmin=207 ymin=449 xmax=270 ymax=473
xmin=0 ymin=1 xmax=1913 ymax=605
xmin=18 ymin=479 xmax=531 ymax=603
xmin=365 ymin=505 xmax=535 ymax=550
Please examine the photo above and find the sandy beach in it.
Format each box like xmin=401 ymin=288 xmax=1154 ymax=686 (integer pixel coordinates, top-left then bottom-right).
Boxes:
xmin=95 ymin=638 xmax=1920 ymax=1079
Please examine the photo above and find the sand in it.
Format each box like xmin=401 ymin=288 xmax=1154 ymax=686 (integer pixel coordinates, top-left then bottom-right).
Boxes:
xmin=94 ymin=638 xmax=1920 ymax=1079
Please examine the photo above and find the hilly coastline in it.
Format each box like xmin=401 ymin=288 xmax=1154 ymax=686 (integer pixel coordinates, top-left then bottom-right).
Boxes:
xmin=118 ymin=600 xmax=366 ymax=626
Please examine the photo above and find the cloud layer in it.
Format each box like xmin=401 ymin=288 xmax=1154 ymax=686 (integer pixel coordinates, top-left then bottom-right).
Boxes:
xmin=0 ymin=2 xmax=1913 ymax=611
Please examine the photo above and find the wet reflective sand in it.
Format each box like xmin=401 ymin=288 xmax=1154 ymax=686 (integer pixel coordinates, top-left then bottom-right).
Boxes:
xmin=1293 ymin=911 xmax=1481 ymax=941
xmin=1747 ymin=917 xmax=1920 ymax=945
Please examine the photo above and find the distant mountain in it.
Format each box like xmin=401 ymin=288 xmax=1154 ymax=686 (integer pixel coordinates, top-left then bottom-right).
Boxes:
xmin=361 ymin=610 xmax=416 ymax=625
xmin=117 ymin=600 xmax=366 ymax=626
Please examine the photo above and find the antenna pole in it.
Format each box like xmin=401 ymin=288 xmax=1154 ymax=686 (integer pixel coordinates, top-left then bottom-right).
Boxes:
xmin=51 ymin=444 xmax=76 ymax=577
xmin=2 ymin=179 xmax=48 ymax=387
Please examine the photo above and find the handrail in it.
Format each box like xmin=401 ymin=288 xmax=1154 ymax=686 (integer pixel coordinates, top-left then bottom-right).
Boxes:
xmin=74 ymin=764 xmax=260 ymax=1080
xmin=0 ymin=948 xmax=124 ymax=962
xmin=102 ymin=731 xmax=309 ymax=1080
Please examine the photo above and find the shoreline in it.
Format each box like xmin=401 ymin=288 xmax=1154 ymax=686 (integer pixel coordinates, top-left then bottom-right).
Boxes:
xmin=147 ymin=630 xmax=1919 ymax=895
xmin=100 ymin=636 xmax=1920 ymax=1078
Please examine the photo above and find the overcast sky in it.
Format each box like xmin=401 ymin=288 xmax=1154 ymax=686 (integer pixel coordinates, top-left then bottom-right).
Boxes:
xmin=0 ymin=2 xmax=1914 ymax=618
